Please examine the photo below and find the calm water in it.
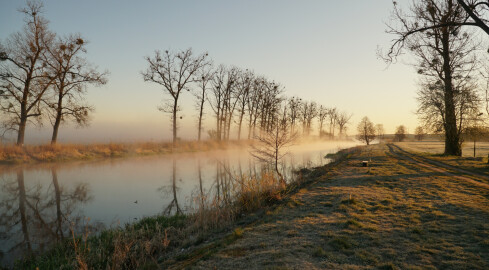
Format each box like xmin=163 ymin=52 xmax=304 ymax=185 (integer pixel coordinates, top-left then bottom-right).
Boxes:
xmin=0 ymin=140 xmax=359 ymax=266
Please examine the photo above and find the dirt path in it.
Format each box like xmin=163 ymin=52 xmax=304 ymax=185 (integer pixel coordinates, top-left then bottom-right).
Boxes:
xmin=180 ymin=144 xmax=489 ymax=269
xmin=387 ymin=144 xmax=489 ymax=190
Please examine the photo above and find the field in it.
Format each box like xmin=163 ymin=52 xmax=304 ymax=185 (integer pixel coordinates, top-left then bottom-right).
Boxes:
xmin=397 ymin=140 xmax=489 ymax=158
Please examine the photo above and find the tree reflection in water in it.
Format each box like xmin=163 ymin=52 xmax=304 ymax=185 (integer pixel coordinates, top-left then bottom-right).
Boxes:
xmin=159 ymin=159 xmax=182 ymax=216
xmin=0 ymin=167 xmax=93 ymax=266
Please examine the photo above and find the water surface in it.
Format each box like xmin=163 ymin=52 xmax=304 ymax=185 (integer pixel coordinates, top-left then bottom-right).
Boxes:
xmin=0 ymin=140 xmax=359 ymax=266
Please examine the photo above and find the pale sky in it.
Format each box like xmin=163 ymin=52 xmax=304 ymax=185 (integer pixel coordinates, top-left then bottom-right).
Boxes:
xmin=0 ymin=0 xmax=423 ymax=143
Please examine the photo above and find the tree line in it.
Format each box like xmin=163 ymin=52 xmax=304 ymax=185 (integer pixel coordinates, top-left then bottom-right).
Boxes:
xmin=141 ymin=50 xmax=353 ymax=147
xmin=1 ymin=1 xmax=353 ymax=147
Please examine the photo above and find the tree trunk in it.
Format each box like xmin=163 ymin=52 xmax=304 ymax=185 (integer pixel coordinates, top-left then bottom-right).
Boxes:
xmin=198 ymin=98 xmax=204 ymax=141
xmin=17 ymin=116 xmax=27 ymax=146
xmin=441 ymin=29 xmax=462 ymax=156
xmin=172 ymin=98 xmax=178 ymax=149
xmin=237 ymin=111 xmax=245 ymax=140
xmin=51 ymin=102 xmax=63 ymax=145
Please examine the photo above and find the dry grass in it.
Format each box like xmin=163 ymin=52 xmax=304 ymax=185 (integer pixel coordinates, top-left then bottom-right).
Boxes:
xmin=186 ymin=144 xmax=489 ymax=269
xmin=397 ymin=140 xmax=489 ymax=158
xmin=395 ymin=140 xmax=489 ymax=175
xmin=0 ymin=140 xmax=249 ymax=164
xmin=13 ymin=156 xmax=316 ymax=269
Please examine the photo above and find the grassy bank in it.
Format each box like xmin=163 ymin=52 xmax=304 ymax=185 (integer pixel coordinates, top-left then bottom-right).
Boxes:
xmin=11 ymin=147 xmax=357 ymax=269
xmin=187 ymin=144 xmax=489 ymax=269
xmin=0 ymin=140 xmax=250 ymax=164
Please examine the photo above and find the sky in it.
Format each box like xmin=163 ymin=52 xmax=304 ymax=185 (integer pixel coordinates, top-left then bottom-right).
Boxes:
xmin=0 ymin=0 xmax=422 ymax=143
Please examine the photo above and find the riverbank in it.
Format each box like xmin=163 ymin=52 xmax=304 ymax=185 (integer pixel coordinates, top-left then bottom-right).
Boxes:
xmin=0 ymin=138 xmax=350 ymax=165
xmin=181 ymin=143 xmax=489 ymax=269
xmin=10 ymin=146 xmax=357 ymax=269
xmin=10 ymin=143 xmax=489 ymax=269
xmin=0 ymin=140 xmax=249 ymax=165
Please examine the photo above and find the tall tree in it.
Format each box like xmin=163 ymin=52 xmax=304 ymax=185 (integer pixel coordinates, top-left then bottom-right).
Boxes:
xmin=317 ymin=105 xmax=328 ymax=137
xmin=235 ymin=69 xmax=253 ymax=140
xmin=0 ymin=1 xmax=55 ymax=146
xmin=327 ymin=107 xmax=338 ymax=138
xmin=141 ymin=48 xmax=210 ymax=147
xmin=384 ymin=0 xmax=482 ymax=156
xmin=193 ymin=63 xmax=214 ymax=141
xmin=44 ymin=34 xmax=108 ymax=145
xmin=287 ymin=96 xmax=301 ymax=134
xmin=336 ymin=111 xmax=352 ymax=137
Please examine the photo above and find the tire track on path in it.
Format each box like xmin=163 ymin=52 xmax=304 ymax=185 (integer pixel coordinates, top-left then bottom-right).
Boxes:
xmin=387 ymin=143 xmax=489 ymax=190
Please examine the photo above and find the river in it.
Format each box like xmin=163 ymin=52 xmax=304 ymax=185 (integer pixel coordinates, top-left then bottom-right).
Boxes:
xmin=0 ymin=140 xmax=359 ymax=267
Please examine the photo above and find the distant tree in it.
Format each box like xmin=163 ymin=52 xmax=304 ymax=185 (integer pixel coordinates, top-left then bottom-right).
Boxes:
xmin=356 ymin=117 xmax=376 ymax=145
xmin=235 ymin=69 xmax=253 ymax=140
xmin=375 ymin=124 xmax=385 ymax=140
xmin=414 ymin=126 xmax=425 ymax=141
xmin=305 ymin=101 xmax=318 ymax=135
xmin=0 ymin=1 xmax=55 ymax=146
xmin=208 ymin=65 xmax=238 ymax=141
xmin=246 ymin=77 xmax=264 ymax=139
xmin=394 ymin=125 xmax=407 ymax=142
xmin=43 ymin=34 xmax=108 ymax=145
xmin=317 ymin=105 xmax=328 ymax=137
xmin=337 ymin=111 xmax=352 ymax=138
xmin=141 ymin=48 xmax=210 ymax=147
xmin=287 ymin=96 xmax=301 ymax=134
xmin=193 ymin=63 xmax=214 ymax=141
xmin=327 ymin=107 xmax=338 ymax=138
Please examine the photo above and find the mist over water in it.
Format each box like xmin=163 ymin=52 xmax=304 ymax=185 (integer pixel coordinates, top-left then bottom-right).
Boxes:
xmin=0 ymin=140 xmax=359 ymax=266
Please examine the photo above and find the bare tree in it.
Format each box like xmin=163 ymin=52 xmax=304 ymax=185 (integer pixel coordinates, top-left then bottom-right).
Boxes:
xmin=141 ymin=48 xmax=210 ymax=147
xmin=375 ymin=123 xmax=385 ymax=140
xmin=246 ymin=77 xmax=264 ymax=139
xmin=384 ymin=0 xmax=482 ymax=156
xmin=208 ymin=65 xmax=238 ymax=141
xmin=299 ymin=101 xmax=308 ymax=135
xmin=385 ymin=0 xmax=489 ymax=36
xmin=336 ymin=111 xmax=352 ymax=138
xmin=415 ymin=126 xmax=426 ymax=141
xmin=235 ymin=69 xmax=253 ymax=140
xmin=327 ymin=107 xmax=338 ymax=138
xmin=250 ymin=104 xmax=297 ymax=184
xmin=193 ymin=63 xmax=214 ymax=141
xmin=305 ymin=101 xmax=318 ymax=135
xmin=0 ymin=1 xmax=55 ymax=146
xmin=43 ymin=34 xmax=108 ymax=145
xmin=394 ymin=125 xmax=407 ymax=142
xmin=317 ymin=105 xmax=328 ymax=137
xmin=417 ymin=80 xmax=482 ymax=142
xmin=356 ymin=116 xmax=376 ymax=145
xmin=456 ymin=1 xmax=489 ymax=34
